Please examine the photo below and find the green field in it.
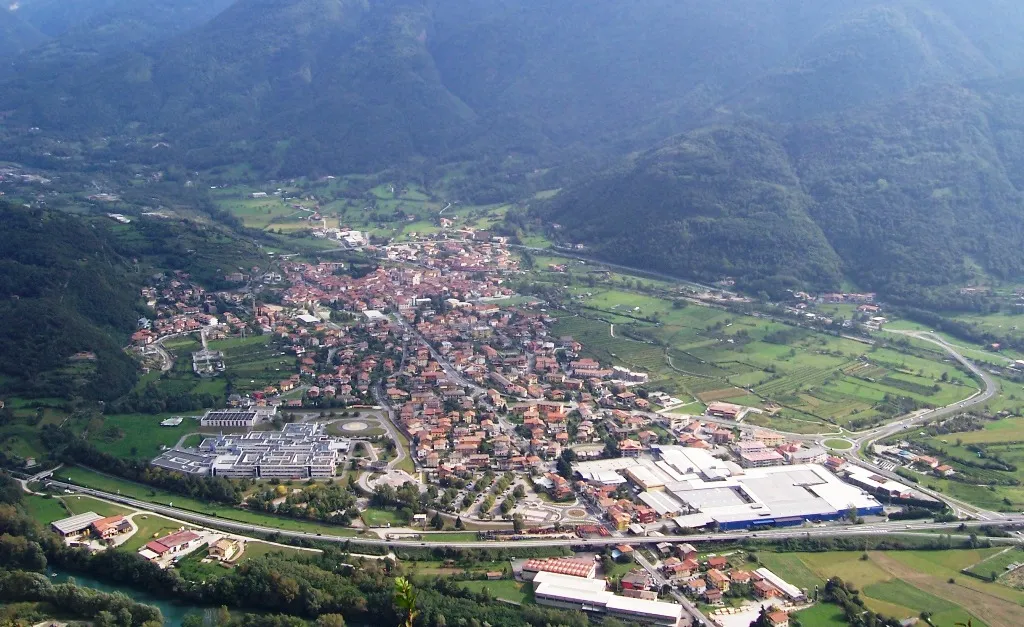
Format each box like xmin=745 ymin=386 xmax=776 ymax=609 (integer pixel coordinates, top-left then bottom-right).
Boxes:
xmin=87 ymin=413 xmax=194 ymax=459
xmin=964 ymin=546 xmax=1024 ymax=582
xmin=22 ymin=495 xmax=69 ymax=524
xmin=823 ymin=439 xmax=853 ymax=450
xmin=792 ymin=602 xmax=848 ymax=627
xmin=62 ymin=495 xmax=135 ymax=518
xmin=457 ymin=579 xmax=533 ymax=605
xmin=124 ymin=514 xmax=185 ymax=552
xmin=551 ymin=284 xmax=977 ymax=432
xmin=885 ymin=413 xmax=1024 ymax=511
xmin=755 ymin=550 xmax=1024 ymax=627
xmin=55 ymin=467 xmax=359 ymax=537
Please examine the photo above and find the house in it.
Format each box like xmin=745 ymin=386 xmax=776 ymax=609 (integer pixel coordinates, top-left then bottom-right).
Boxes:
xmin=703 ymin=589 xmax=724 ymax=604
xmin=91 ymin=515 xmax=132 ymax=540
xmin=676 ymin=543 xmax=698 ymax=561
xmin=142 ymin=530 xmax=203 ymax=558
xmin=768 ymin=611 xmax=789 ymax=627
xmin=753 ymin=580 xmax=779 ymax=600
xmin=686 ymin=578 xmax=707 ymax=595
xmin=209 ymin=538 xmax=240 ymax=561
xmin=935 ymin=464 xmax=955 ymax=477
xmin=705 ymin=556 xmax=728 ymax=570
xmin=706 ymin=569 xmax=730 ymax=592
xmin=621 ymin=570 xmax=653 ymax=591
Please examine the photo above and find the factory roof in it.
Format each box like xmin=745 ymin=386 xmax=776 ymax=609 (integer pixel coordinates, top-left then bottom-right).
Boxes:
xmin=51 ymin=512 xmax=104 ymax=535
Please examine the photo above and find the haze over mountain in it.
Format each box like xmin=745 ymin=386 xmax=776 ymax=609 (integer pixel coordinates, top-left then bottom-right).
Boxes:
xmin=0 ymin=8 xmax=47 ymax=60
xmin=6 ymin=0 xmax=1024 ymax=296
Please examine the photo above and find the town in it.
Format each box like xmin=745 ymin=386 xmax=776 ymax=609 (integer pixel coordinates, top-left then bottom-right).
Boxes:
xmin=64 ymin=225 xmax=976 ymax=627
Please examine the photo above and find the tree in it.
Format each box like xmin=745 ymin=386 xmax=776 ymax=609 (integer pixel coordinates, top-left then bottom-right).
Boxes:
xmin=455 ymin=516 xmax=464 ymax=530
xmin=315 ymin=614 xmax=347 ymax=627
xmin=431 ymin=512 xmax=444 ymax=531
xmin=394 ymin=577 xmax=419 ymax=627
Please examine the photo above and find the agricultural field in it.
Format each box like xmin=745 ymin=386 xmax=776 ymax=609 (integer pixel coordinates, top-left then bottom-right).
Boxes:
xmin=551 ymin=286 xmax=978 ymax=433
xmin=213 ymin=178 xmax=513 ymax=243
xmin=757 ymin=549 xmax=1022 ymax=627
xmin=884 ymin=413 xmax=1024 ymax=511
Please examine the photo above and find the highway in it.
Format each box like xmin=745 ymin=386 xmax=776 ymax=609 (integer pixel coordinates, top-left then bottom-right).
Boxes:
xmin=36 ymin=476 xmax=1024 ymax=550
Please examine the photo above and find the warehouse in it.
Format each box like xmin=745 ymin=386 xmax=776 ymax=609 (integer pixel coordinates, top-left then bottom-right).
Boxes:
xmin=532 ymin=572 xmax=686 ymax=626
xmin=671 ymin=464 xmax=882 ymax=531
xmin=51 ymin=512 xmax=103 ymax=537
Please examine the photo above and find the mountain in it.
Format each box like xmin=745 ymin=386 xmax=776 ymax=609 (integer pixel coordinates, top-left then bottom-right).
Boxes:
xmin=544 ymin=82 xmax=1024 ymax=299
xmin=7 ymin=0 xmax=1024 ymax=174
xmin=0 ymin=8 xmax=47 ymax=59
xmin=2 ymin=0 xmax=234 ymax=80
xmin=0 ymin=203 xmax=142 ymax=401
xmin=1 ymin=0 xmax=478 ymax=174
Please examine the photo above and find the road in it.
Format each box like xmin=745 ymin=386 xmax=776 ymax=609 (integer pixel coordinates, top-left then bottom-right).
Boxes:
xmin=34 ymin=475 xmax=1024 ymax=550
xmin=390 ymin=314 xmax=484 ymax=395
xmin=634 ymin=549 xmax=708 ymax=626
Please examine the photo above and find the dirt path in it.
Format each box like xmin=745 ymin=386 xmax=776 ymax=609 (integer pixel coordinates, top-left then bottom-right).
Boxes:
xmin=870 ymin=552 xmax=1020 ymax=627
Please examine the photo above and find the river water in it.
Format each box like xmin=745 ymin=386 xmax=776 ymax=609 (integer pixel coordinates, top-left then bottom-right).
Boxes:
xmin=48 ymin=570 xmax=209 ymax=626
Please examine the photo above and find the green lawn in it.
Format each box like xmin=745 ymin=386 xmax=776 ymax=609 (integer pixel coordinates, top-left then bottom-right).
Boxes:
xmin=756 ymin=552 xmax=824 ymax=590
xmin=792 ymin=603 xmax=848 ymax=627
xmin=123 ymin=514 xmax=186 ymax=552
xmin=61 ymin=495 xmax=135 ymax=518
xmin=823 ymin=439 xmax=853 ymax=450
xmin=458 ymin=579 xmax=533 ymax=605
xmin=22 ymin=495 xmax=69 ymax=524
xmin=87 ymin=413 xmax=194 ymax=459
xmin=55 ymin=467 xmax=358 ymax=537
xmin=361 ymin=508 xmax=401 ymax=527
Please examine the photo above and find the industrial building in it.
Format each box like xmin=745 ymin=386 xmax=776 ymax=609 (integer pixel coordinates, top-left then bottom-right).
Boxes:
xmin=573 ymin=445 xmax=882 ymax=531
xmin=200 ymin=409 xmax=260 ymax=428
xmin=152 ymin=423 xmax=350 ymax=479
xmin=531 ymin=572 xmax=685 ymax=626
xmin=51 ymin=512 xmax=104 ymax=537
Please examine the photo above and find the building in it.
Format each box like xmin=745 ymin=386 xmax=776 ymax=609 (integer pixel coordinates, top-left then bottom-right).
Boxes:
xmin=531 ymin=572 xmax=685 ymax=627
xmin=739 ymin=450 xmax=785 ymax=468
xmin=706 ymin=402 xmax=747 ymax=421
xmin=153 ymin=423 xmax=349 ymax=479
xmin=768 ymin=611 xmax=789 ymax=627
xmin=755 ymin=568 xmax=805 ymax=602
xmin=51 ymin=512 xmax=103 ymax=537
xmin=141 ymin=530 xmax=203 ymax=559
xmin=209 ymin=538 xmax=239 ymax=561
xmin=91 ymin=515 xmax=132 ymax=540
xmin=670 ymin=463 xmax=883 ymax=532
xmin=199 ymin=409 xmax=259 ymax=428
xmin=521 ymin=557 xmax=597 ymax=581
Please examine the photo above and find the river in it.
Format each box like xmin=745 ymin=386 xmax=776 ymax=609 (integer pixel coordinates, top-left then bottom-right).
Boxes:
xmin=48 ymin=570 xmax=209 ymax=626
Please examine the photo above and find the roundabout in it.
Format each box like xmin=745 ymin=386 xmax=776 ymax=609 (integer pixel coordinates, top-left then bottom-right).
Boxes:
xmin=823 ymin=438 xmax=854 ymax=451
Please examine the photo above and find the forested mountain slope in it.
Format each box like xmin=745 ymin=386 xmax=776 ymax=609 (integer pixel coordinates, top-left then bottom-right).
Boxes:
xmin=544 ymin=83 xmax=1024 ymax=300
xmin=4 ymin=0 xmax=234 ymax=75
xmin=6 ymin=0 xmax=1024 ymax=173
xmin=0 ymin=9 xmax=47 ymax=60
xmin=0 ymin=204 xmax=142 ymax=401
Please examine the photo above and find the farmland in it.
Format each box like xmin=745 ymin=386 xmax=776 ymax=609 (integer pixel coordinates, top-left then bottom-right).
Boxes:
xmin=550 ymin=284 xmax=978 ymax=433
xmin=757 ymin=549 xmax=1024 ymax=627
xmin=883 ymin=413 xmax=1024 ymax=511
xmin=145 ymin=334 xmax=295 ymax=402
xmin=212 ymin=179 xmax=513 ymax=243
